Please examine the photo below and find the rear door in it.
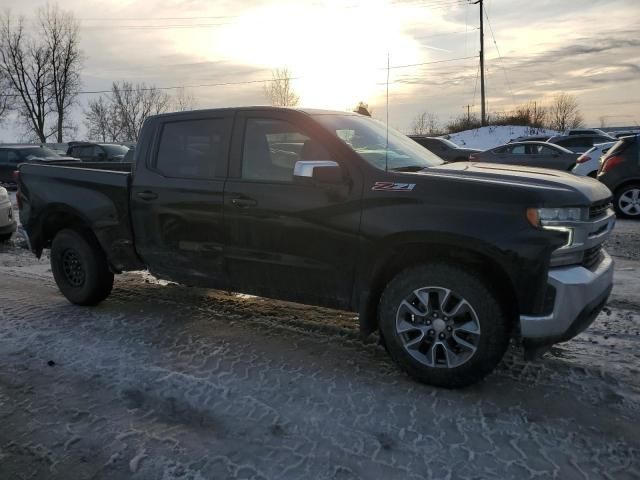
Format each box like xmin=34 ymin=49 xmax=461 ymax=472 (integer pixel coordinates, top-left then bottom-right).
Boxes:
xmin=130 ymin=111 xmax=234 ymax=287
xmin=223 ymin=109 xmax=361 ymax=309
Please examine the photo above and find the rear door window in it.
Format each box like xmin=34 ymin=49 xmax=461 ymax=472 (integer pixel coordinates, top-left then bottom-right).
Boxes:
xmin=155 ymin=118 xmax=228 ymax=179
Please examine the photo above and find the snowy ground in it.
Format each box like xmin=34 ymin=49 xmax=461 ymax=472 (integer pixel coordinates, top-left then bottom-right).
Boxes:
xmin=446 ymin=126 xmax=560 ymax=150
xmin=0 ymin=212 xmax=639 ymax=478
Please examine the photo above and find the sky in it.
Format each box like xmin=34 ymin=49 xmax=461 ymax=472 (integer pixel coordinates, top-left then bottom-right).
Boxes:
xmin=1 ymin=0 xmax=639 ymax=142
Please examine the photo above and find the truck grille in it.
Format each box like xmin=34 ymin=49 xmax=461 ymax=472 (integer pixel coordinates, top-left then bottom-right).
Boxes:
xmin=582 ymin=245 xmax=603 ymax=270
xmin=589 ymin=201 xmax=611 ymax=220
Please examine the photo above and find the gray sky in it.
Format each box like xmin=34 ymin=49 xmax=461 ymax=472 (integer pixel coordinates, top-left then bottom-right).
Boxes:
xmin=1 ymin=0 xmax=639 ymax=141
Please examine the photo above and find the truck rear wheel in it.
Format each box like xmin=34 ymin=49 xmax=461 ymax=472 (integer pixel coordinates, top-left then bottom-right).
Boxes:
xmin=378 ymin=263 xmax=510 ymax=388
xmin=50 ymin=229 xmax=114 ymax=306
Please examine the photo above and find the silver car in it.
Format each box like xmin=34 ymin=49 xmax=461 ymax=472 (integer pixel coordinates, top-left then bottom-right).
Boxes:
xmin=0 ymin=186 xmax=16 ymax=242
xmin=470 ymin=141 xmax=579 ymax=171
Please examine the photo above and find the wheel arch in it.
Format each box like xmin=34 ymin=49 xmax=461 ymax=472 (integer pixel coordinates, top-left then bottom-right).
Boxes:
xmin=357 ymin=238 xmax=519 ymax=337
xmin=32 ymin=204 xmax=97 ymax=256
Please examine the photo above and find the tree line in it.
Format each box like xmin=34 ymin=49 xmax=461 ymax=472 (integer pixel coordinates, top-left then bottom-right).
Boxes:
xmin=411 ymin=92 xmax=585 ymax=136
xmin=0 ymin=4 xmax=197 ymax=143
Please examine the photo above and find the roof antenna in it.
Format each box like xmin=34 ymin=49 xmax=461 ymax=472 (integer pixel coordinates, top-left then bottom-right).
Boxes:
xmin=385 ymin=52 xmax=390 ymax=172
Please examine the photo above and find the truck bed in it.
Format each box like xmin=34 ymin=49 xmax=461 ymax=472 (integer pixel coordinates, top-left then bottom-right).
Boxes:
xmin=18 ymin=163 xmax=143 ymax=272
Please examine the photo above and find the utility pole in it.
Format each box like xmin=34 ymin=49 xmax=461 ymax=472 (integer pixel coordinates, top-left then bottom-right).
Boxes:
xmin=465 ymin=104 xmax=471 ymax=124
xmin=472 ymin=0 xmax=486 ymax=126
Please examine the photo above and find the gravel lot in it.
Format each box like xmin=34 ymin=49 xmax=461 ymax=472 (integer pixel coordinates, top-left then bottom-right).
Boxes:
xmin=0 ymin=220 xmax=638 ymax=479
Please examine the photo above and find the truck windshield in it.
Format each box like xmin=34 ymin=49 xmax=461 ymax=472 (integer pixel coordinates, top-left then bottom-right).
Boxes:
xmin=314 ymin=114 xmax=444 ymax=170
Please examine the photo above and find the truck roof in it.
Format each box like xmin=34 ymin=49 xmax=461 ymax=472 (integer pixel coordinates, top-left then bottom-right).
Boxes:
xmin=148 ymin=106 xmax=358 ymax=121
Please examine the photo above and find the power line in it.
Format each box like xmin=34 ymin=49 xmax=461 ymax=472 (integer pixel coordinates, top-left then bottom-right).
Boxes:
xmin=386 ymin=55 xmax=477 ymax=70
xmin=483 ymin=4 xmax=516 ymax=106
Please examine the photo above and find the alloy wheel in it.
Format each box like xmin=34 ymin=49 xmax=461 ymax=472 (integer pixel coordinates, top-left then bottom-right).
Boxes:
xmin=395 ymin=286 xmax=481 ymax=368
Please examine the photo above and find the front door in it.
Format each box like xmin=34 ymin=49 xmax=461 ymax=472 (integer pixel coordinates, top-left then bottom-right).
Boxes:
xmin=130 ymin=112 xmax=233 ymax=287
xmin=223 ymin=110 xmax=362 ymax=309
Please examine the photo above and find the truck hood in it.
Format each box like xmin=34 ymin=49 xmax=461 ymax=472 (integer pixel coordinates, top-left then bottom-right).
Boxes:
xmin=423 ymin=161 xmax=612 ymax=205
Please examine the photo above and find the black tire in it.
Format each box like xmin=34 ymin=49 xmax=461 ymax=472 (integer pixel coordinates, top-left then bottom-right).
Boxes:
xmin=613 ymin=183 xmax=640 ymax=219
xmin=50 ymin=228 xmax=114 ymax=306
xmin=378 ymin=263 xmax=510 ymax=388
xmin=0 ymin=233 xmax=12 ymax=243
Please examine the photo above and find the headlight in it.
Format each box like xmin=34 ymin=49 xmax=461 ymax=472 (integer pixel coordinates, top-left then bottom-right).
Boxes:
xmin=0 ymin=187 xmax=8 ymax=202
xmin=526 ymin=207 xmax=585 ymax=226
xmin=526 ymin=207 xmax=586 ymax=250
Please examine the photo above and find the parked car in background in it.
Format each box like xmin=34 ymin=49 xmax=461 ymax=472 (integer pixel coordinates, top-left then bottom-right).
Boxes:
xmin=598 ymin=134 xmax=640 ymax=219
xmin=409 ymin=136 xmax=480 ymax=162
xmin=508 ymin=135 xmax=552 ymax=143
xmin=0 ymin=145 xmax=78 ymax=188
xmin=470 ymin=141 xmax=579 ymax=170
xmin=572 ymin=142 xmax=616 ymax=178
xmin=612 ymin=130 xmax=640 ymax=138
xmin=0 ymin=186 xmax=16 ymax=242
xmin=43 ymin=143 xmax=69 ymax=154
xmin=565 ymin=128 xmax=610 ymax=136
xmin=547 ymin=134 xmax=616 ymax=153
xmin=67 ymin=142 xmax=129 ymax=162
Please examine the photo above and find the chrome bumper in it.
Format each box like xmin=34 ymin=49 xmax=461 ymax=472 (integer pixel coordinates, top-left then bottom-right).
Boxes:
xmin=520 ymin=251 xmax=614 ymax=340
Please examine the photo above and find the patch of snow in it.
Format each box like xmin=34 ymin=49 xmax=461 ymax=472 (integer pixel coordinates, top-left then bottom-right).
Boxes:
xmin=445 ymin=125 xmax=560 ymax=151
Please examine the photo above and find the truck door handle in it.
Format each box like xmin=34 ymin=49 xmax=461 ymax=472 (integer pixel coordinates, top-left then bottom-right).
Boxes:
xmin=231 ymin=198 xmax=257 ymax=208
xmin=137 ymin=191 xmax=158 ymax=201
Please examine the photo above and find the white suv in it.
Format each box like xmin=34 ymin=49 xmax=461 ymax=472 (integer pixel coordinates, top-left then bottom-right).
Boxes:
xmin=572 ymin=141 xmax=616 ymax=177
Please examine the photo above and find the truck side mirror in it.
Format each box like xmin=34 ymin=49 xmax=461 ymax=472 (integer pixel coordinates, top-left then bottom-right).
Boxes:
xmin=293 ymin=161 xmax=343 ymax=184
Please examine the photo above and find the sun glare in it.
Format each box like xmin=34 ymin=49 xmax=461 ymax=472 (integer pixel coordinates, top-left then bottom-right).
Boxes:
xmin=173 ymin=0 xmax=426 ymax=110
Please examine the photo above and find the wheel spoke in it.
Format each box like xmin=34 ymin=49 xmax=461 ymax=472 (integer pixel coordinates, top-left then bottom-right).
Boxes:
xmin=396 ymin=316 xmax=423 ymax=334
xmin=438 ymin=342 xmax=458 ymax=368
xmin=412 ymin=290 xmax=431 ymax=314
xmin=446 ymin=298 xmax=470 ymax=317
xmin=455 ymin=320 xmax=480 ymax=335
xmin=436 ymin=288 xmax=451 ymax=311
xmin=452 ymin=333 xmax=477 ymax=353
xmin=405 ymin=331 xmax=426 ymax=350
xmin=399 ymin=300 xmax=424 ymax=319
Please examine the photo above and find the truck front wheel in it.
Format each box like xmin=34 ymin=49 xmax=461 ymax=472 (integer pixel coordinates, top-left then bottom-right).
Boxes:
xmin=378 ymin=263 xmax=510 ymax=388
xmin=50 ymin=229 xmax=114 ymax=306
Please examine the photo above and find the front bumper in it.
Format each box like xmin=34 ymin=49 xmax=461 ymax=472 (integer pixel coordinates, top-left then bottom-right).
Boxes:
xmin=520 ymin=251 xmax=614 ymax=343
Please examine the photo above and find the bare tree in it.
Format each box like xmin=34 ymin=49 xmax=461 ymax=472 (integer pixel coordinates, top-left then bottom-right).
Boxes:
xmin=85 ymin=96 xmax=122 ymax=142
xmin=112 ymin=82 xmax=171 ymax=141
xmin=354 ymin=101 xmax=372 ymax=117
xmin=0 ymin=69 xmax=13 ymax=123
xmin=0 ymin=12 xmax=54 ymax=142
xmin=412 ymin=111 xmax=439 ymax=135
xmin=548 ymin=92 xmax=584 ymax=131
xmin=173 ymin=87 xmax=197 ymax=111
xmin=39 ymin=3 xmax=81 ymax=142
xmin=263 ymin=67 xmax=299 ymax=107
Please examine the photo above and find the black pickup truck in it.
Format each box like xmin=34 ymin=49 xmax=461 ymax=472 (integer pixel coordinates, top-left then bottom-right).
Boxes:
xmin=17 ymin=107 xmax=616 ymax=388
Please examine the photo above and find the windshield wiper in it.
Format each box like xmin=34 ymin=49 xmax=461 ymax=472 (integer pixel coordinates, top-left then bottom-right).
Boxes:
xmin=389 ymin=165 xmax=426 ymax=172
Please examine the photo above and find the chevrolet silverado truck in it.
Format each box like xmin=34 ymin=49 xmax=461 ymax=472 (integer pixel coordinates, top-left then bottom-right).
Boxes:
xmin=17 ymin=107 xmax=616 ymax=388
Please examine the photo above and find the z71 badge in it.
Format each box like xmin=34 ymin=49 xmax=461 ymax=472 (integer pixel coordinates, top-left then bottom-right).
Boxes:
xmin=371 ymin=181 xmax=416 ymax=192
